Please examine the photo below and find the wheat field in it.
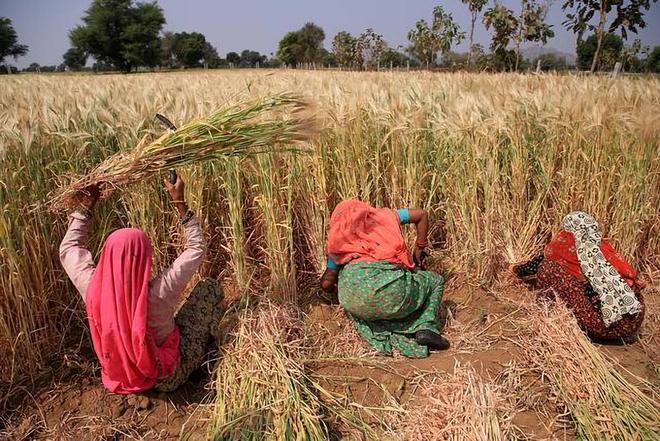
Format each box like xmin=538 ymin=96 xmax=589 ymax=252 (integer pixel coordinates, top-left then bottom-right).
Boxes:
xmin=0 ymin=70 xmax=658 ymax=437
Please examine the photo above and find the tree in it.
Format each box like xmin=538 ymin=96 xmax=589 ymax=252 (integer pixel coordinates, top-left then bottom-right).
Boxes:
xmin=297 ymin=23 xmax=325 ymax=63
xmin=172 ymin=32 xmax=207 ymax=67
xmin=621 ymin=38 xmax=646 ymax=71
xmin=160 ymin=31 xmax=176 ymax=68
xmin=63 ymin=46 xmax=88 ymax=70
xmin=277 ymin=23 xmax=326 ymax=67
xmin=562 ymin=0 xmax=657 ymax=73
xmin=68 ymin=0 xmax=165 ymax=72
xmin=483 ymin=4 xmax=519 ymax=71
xmin=483 ymin=1 xmax=554 ymax=72
xmin=277 ymin=31 xmax=300 ymax=66
xmin=239 ymin=50 xmax=266 ymax=67
xmin=513 ymin=1 xmax=555 ymax=71
xmin=471 ymin=43 xmax=486 ymax=61
xmin=576 ymin=32 xmax=623 ymax=70
xmin=332 ymin=31 xmax=359 ymax=67
xmin=461 ymin=0 xmax=489 ymax=66
xmin=645 ymin=45 xmax=660 ymax=73
xmin=203 ymin=42 xmax=221 ymax=68
xmin=442 ymin=51 xmax=469 ymax=68
xmin=318 ymin=48 xmax=336 ymax=67
xmin=121 ymin=2 xmax=164 ymax=69
xmin=407 ymin=6 xmax=464 ymax=68
xmin=264 ymin=54 xmax=282 ymax=68
xmin=24 ymin=62 xmax=40 ymax=72
xmin=356 ymin=28 xmax=387 ymax=70
xmin=226 ymin=51 xmax=241 ymax=66
xmin=160 ymin=32 xmax=220 ymax=68
xmin=380 ymin=48 xmax=411 ymax=68
xmin=532 ymin=52 xmax=571 ymax=70
xmin=0 ymin=17 xmax=29 ymax=65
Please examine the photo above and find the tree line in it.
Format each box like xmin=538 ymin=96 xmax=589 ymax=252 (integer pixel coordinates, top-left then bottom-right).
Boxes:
xmin=1 ymin=0 xmax=658 ymax=74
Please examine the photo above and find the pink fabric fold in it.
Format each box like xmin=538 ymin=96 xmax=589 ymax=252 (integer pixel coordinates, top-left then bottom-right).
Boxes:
xmin=85 ymin=228 xmax=179 ymax=394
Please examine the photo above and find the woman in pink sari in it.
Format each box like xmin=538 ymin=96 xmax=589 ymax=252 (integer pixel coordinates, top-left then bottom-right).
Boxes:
xmin=60 ymin=177 xmax=222 ymax=394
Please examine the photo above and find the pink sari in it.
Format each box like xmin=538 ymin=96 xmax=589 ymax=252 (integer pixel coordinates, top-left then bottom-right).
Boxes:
xmin=85 ymin=228 xmax=180 ymax=394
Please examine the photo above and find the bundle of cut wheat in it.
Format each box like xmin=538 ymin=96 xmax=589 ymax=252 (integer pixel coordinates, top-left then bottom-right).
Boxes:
xmin=49 ymin=93 xmax=315 ymax=212
xmin=522 ymin=301 xmax=660 ymax=440
xmin=210 ymin=302 xmax=385 ymax=440
xmin=209 ymin=303 xmax=328 ymax=441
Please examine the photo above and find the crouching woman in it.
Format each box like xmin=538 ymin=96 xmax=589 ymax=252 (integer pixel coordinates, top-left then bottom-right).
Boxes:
xmin=514 ymin=211 xmax=645 ymax=342
xmin=320 ymin=199 xmax=448 ymax=358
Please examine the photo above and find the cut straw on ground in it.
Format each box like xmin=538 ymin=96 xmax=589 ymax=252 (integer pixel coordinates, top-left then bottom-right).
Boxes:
xmin=209 ymin=302 xmax=381 ymax=441
xmin=305 ymin=305 xmax=379 ymax=358
xmin=385 ymin=362 xmax=520 ymax=441
xmin=519 ymin=299 xmax=660 ymax=440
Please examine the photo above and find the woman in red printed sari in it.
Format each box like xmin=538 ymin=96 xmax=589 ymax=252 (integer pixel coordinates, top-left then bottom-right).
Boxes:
xmin=515 ymin=211 xmax=645 ymax=341
xmin=319 ymin=199 xmax=448 ymax=358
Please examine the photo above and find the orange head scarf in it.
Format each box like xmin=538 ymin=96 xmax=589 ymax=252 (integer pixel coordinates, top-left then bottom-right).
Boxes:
xmin=326 ymin=199 xmax=414 ymax=269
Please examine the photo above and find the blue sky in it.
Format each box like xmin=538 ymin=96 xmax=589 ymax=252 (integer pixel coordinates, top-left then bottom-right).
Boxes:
xmin=2 ymin=0 xmax=659 ymax=68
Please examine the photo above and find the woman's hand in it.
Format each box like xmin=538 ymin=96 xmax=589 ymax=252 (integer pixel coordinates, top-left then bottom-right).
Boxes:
xmin=635 ymin=277 xmax=647 ymax=290
xmin=163 ymin=176 xmax=188 ymax=217
xmin=413 ymin=246 xmax=427 ymax=269
xmin=320 ymin=269 xmax=339 ymax=294
xmin=79 ymin=184 xmax=100 ymax=212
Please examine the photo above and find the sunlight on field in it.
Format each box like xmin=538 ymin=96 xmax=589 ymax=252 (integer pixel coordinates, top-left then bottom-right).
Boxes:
xmin=1 ymin=70 xmax=658 ymax=438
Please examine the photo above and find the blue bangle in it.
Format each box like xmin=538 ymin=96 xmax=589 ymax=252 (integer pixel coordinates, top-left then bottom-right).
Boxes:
xmin=327 ymin=257 xmax=339 ymax=270
xmin=397 ymin=208 xmax=410 ymax=224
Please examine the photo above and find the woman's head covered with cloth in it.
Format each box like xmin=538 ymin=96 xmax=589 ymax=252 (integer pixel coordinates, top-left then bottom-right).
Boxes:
xmin=326 ymin=199 xmax=415 ymax=269
xmin=545 ymin=211 xmax=642 ymax=326
xmin=85 ymin=228 xmax=180 ymax=394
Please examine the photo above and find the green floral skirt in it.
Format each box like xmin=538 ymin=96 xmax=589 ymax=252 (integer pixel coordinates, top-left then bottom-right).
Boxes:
xmin=338 ymin=261 xmax=444 ymax=358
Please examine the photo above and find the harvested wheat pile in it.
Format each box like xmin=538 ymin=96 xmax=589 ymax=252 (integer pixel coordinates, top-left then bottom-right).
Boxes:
xmin=210 ymin=302 xmax=380 ymax=440
xmin=210 ymin=303 xmax=327 ymax=440
xmin=521 ymin=301 xmax=660 ymax=440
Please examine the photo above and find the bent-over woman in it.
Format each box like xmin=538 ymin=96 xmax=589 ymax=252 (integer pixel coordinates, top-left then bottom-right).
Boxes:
xmin=320 ymin=199 xmax=448 ymax=358
xmin=60 ymin=177 xmax=222 ymax=394
xmin=514 ymin=211 xmax=645 ymax=342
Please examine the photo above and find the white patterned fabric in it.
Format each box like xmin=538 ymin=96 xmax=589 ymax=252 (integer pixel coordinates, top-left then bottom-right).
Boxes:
xmin=561 ymin=211 xmax=642 ymax=326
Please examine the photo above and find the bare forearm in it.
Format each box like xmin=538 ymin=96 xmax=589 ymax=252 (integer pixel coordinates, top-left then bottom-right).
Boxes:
xmin=408 ymin=209 xmax=429 ymax=246
xmin=174 ymin=202 xmax=188 ymax=218
xmin=416 ymin=215 xmax=428 ymax=245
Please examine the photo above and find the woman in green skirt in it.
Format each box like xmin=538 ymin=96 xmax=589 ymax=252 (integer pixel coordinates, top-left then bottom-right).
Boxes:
xmin=320 ymin=199 xmax=448 ymax=358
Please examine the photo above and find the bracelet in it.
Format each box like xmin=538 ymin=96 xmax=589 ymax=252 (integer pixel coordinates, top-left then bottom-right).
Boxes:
xmin=79 ymin=207 xmax=93 ymax=219
xmin=179 ymin=209 xmax=194 ymax=226
xmin=415 ymin=239 xmax=429 ymax=248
